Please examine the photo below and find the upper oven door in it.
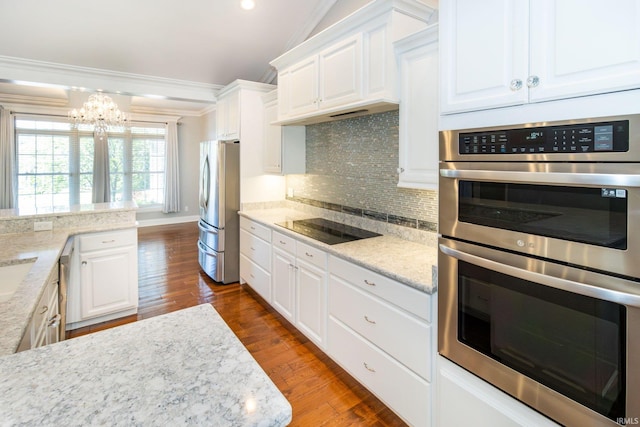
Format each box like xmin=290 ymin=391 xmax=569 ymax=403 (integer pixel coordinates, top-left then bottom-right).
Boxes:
xmin=439 ymin=161 xmax=640 ymax=279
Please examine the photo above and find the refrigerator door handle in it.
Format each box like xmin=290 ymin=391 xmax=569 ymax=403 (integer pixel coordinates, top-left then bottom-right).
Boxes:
xmin=200 ymin=155 xmax=210 ymax=210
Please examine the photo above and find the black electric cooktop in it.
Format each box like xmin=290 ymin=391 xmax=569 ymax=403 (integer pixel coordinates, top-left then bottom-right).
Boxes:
xmin=276 ymin=218 xmax=381 ymax=245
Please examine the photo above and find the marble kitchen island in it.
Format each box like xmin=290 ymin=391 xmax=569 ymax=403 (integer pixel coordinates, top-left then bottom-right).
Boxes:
xmin=0 ymin=304 xmax=292 ymax=426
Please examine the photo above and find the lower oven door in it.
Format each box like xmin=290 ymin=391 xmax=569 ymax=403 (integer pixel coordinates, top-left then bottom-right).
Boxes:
xmin=438 ymin=237 xmax=640 ymax=427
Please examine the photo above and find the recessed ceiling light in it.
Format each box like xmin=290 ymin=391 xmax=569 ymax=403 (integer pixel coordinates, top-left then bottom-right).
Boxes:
xmin=241 ymin=0 xmax=255 ymax=10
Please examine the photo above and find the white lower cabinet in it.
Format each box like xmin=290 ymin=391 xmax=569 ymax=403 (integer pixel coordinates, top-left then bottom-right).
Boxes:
xmin=436 ymin=356 xmax=560 ymax=427
xmin=328 ymin=255 xmax=435 ymax=426
xmin=66 ymin=228 xmax=138 ymax=330
xmin=240 ymin=217 xmax=272 ymax=302
xmin=17 ymin=272 xmax=60 ymax=352
xmin=272 ymin=231 xmax=327 ymax=348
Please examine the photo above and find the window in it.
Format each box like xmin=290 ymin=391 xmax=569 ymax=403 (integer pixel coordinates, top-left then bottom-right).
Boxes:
xmin=15 ymin=115 xmax=166 ymax=211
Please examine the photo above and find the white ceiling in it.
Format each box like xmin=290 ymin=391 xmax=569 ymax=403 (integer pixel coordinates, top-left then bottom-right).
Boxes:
xmin=0 ymin=0 xmax=374 ymax=116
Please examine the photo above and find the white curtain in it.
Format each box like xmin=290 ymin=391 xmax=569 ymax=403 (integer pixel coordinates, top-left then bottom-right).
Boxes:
xmin=91 ymin=133 xmax=111 ymax=203
xmin=163 ymin=121 xmax=180 ymax=213
xmin=0 ymin=107 xmax=14 ymax=209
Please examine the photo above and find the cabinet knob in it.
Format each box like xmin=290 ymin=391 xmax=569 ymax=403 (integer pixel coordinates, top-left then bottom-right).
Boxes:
xmin=509 ymin=79 xmax=523 ymax=91
xmin=527 ymin=75 xmax=540 ymax=88
xmin=397 ymin=167 xmax=405 ymax=174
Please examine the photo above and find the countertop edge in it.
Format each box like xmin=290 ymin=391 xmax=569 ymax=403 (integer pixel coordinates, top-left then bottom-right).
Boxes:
xmin=0 ymin=222 xmax=139 ymax=356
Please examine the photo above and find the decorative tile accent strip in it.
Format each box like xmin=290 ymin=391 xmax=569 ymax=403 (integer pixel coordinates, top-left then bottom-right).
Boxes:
xmin=287 ymin=195 xmax=437 ymax=232
xmin=285 ymin=110 xmax=439 ymax=228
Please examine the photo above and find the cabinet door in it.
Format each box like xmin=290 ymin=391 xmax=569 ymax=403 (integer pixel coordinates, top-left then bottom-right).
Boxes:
xmin=272 ymin=248 xmax=296 ymax=323
xmin=263 ymin=99 xmax=283 ymax=173
xmin=45 ymin=281 xmax=60 ymax=346
xmin=216 ymin=91 xmax=240 ymax=140
xmin=440 ymin=0 xmax=529 ymax=113
xmin=529 ymin=0 xmax=640 ymax=102
xmin=216 ymin=96 xmax=229 ymax=140
xmin=225 ymin=91 xmax=240 ymax=140
xmin=296 ymin=258 xmax=326 ymax=347
xmin=80 ymin=245 xmax=138 ymax=320
xmin=287 ymin=56 xmax=319 ymax=117
xmin=398 ymin=39 xmax=439 ymax=190
xmin=319 ymin=34 xmax=363 ymax=110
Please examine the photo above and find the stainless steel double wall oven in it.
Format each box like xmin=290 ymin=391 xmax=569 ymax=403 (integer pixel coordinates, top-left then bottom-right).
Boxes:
xmin=438 ymin=115 xmax=640 ymax=426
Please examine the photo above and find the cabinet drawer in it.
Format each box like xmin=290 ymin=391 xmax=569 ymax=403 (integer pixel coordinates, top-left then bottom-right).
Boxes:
xmin=296 ymin=240 xmax=327 ymax=270
xmin=329 ymin=276 xmax=431 ymax=381
xmin=78 ymin=228 xmax=137 ymax=252
xmin=240 ymin=254 xmax=271 ymax=302
xmin=328 ymin=317 xmax=431 ymax=427
xmin=240 ymin=217 xmax=271 ymax=242
xmin=240 ymin=229 xmax=271 ymax=272
xmin=329 ymin=255 xmax=431 ymax=321
xmin=272 ymin=231 xmax=296 ymax=255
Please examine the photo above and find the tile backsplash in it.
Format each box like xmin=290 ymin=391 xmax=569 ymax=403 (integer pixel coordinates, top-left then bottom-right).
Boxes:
xmin=285 ymin=110 xmax=438 ymax=230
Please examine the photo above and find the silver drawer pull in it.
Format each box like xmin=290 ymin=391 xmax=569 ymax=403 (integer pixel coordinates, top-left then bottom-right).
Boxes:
xmin=305 ymin=252 xmax=313 ymax=258
xmin=363 ymin=362 xmax=376 ymax=373
xmin=364 ymin=279 xmax=376 ymax=286
xmin=102 ymin=239 xmax=116 ymax=244
xmin=250 ymin=226 xmax=256 ymax=230
xmin=250 ymin=247 xmax=255 ymax=251
xmin=364 ymin=315 xmax=376 ymax=324
xmin=48 ymin=313 xmax=61 ymax=328
xmin=39 ymin=305 xmax=49 ymax=315
xmin=250 ymin=274 xmax=255 ymax=279
xmin=279 ymin=240 xmax=287 ymax=245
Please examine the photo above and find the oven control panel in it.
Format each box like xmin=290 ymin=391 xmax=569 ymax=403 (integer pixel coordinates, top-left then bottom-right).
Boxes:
xmin=459 ymin=120 xmax=629 ymax=155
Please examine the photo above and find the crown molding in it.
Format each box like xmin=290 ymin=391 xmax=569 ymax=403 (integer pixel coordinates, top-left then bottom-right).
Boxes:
xmin=0 ymin=55 xmax=222 ymax=103
xmin=0 ymin=93 xmax=68 ymax=107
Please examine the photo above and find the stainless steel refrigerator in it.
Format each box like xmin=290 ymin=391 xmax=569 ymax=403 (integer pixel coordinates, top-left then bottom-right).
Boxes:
xmin=198 ymin=140 xmax=240 ymax=284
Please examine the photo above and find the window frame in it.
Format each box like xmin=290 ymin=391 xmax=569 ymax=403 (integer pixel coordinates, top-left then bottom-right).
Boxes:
xmin=14 ymin=114 xmax=167 ymax=212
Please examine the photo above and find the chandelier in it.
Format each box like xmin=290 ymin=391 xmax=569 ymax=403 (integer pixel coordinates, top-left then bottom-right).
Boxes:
xmin=68 ymin=93 xmax=127 ymax=140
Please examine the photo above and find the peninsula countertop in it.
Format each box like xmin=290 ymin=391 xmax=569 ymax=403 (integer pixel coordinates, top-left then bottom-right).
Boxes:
xmin=0 ymin=304 xmax=292 ymax=427
xmin=238 ymin=208 xmax=438 ymax=294
xmin=0 ymin=201 xmax=138 ymax=356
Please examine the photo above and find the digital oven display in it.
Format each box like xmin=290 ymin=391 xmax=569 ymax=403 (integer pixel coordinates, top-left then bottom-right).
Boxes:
xmin=459 ymin=120 xmax=629 ymax=155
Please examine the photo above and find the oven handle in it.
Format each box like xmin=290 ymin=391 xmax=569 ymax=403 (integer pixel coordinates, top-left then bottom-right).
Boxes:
xmin=439 ymin=243 xmax=640 ymax=308
xmin=440 ymin=169 xmax=640 ymax=187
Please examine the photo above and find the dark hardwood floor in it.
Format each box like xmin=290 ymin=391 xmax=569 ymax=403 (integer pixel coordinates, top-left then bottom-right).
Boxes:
xmin=67 ymin=222 xmax=408 ymax=426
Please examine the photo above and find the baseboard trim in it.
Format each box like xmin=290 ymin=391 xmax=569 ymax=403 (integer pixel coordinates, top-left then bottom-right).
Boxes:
xmin=137 ymin=215 xmax=200 ymax=228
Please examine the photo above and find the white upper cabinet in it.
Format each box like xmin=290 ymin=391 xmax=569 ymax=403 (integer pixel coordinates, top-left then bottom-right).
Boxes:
xmin=280 ymin=35 xmax=363 ymax=119
xmin=262 ymin=90 xmax=305 ymax=175
xmin=216 ymin=88 xmax=240 ymax=140
xmin=440 ymin=0 xmax=640 ymax=114
xmin=318 ymin=35 xmax=363 ymax=110
xmin=529 ymin=0 xmax=640 ymax=102
xmin=395 ymin=25 xmax=439 ymax=190
xmin=271 ymin=0 xmax=436 ymax=125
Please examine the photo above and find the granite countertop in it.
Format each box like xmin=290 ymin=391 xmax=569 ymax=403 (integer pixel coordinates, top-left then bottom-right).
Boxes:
xmin=0 ymin=304 xmax=292 ymax=426
xmin=238 ymin=208 xmax=438 ymax=294
xmin=0 ymin=203 xmax=138 ymax=356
